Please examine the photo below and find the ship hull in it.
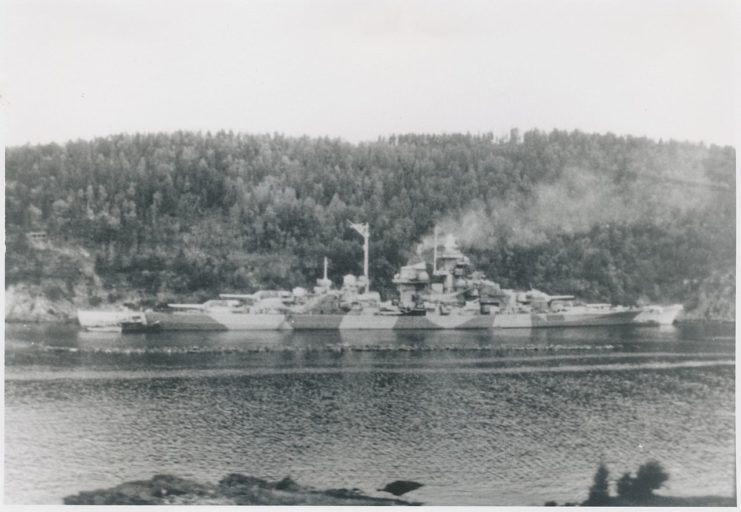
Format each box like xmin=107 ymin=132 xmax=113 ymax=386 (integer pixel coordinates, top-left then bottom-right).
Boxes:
xmin=144 ymin=311 xmax=291 ymax=331
xmin=135 ymin=308 xmax=643 ymax=331
xmin=633 ymin=304 xmax=683 ymax=325
xmin=494 ymin=309 xmax=642 ymax=328
xmin=288 ymin=313 xmax=495 ymax=330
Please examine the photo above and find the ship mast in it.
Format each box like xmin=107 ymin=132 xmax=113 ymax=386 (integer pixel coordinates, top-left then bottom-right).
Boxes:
xmin=433 ymin=226 xmax=438 ymax=273
xmin=349 ymin=221 xmax=370 ymax=292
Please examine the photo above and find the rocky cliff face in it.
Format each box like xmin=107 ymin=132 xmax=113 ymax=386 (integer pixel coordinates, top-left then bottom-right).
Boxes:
xmin=4 ymin=240 xmax=138 ymax=323
xmin=680 ymin=270 xmax=736 ymax=322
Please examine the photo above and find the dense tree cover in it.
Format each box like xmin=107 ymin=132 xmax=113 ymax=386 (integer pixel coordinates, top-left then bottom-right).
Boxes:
xmin=616 ymin=461 xmax=670 ymax=500
xmin=5 ymin=129 xmax=735 ymax=306
xmin=587 ymin=463 xmax=611 ymax=505
xmin=579 ymin=460 xmax=671 ymax=506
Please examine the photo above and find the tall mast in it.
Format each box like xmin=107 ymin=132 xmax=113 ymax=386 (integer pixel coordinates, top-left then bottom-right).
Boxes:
xmin=323 ymin=256 xmax=328 ymax=281
xmin=349 ymin=221 xmax=370 ymax=292
xmin=364 ymin=234 xmax=368 ymax=289
xmin=433 ymin=226 xmax=438 ymax=273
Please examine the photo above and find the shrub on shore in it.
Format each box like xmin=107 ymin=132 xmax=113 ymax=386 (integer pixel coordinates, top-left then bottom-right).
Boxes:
xmin=580 ymin=460 xmax=670 ymax=506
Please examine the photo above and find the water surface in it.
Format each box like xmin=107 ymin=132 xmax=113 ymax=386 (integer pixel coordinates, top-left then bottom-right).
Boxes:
xmin=5 ymin=323 xmax=735 ymax=505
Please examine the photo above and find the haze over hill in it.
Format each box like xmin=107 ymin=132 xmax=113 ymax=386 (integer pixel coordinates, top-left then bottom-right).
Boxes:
xmin=4 ymin=129 xmax=735 ymax=321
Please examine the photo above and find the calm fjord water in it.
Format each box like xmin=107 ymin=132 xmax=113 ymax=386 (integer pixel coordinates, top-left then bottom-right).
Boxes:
xmin=4 ymin=323 xmax=735 ymax=505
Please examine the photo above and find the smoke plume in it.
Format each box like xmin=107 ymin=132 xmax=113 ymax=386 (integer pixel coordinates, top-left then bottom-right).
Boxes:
xmin=419 ymin=164 xmax=715 ymax=252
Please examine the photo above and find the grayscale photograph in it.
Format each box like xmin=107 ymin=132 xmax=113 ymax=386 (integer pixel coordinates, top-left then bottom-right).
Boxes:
xmin=3 ymin=0 xmax=736 ymax=507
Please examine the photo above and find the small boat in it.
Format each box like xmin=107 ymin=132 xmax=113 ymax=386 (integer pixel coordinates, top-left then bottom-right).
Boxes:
xmin=121 ymin=319 xmax=162 ymax=334
xmin=83 ymin=325 xmax=123 ymax=333
xmin=77 ymin=310 xmax=142 ymax=331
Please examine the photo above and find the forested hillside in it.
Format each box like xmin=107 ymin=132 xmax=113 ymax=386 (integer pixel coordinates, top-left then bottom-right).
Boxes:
xmin=5 ymin=129 xmax=735 ymax=316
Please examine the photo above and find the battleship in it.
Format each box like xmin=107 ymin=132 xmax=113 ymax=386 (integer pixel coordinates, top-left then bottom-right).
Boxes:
xmin=287 ymin=228 xmax=650 ymax=330
xmin=78 ymin=223 xmax=682 ymax=332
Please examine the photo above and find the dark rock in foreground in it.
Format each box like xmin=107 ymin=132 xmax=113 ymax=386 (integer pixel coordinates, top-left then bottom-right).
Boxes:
xmin=592 ymin=494 xmax=736 ymax=507
xmin=378 ymin=480 xmax=424 ymax=496
xmin=63 ymin=473 xmax=422 ymax=505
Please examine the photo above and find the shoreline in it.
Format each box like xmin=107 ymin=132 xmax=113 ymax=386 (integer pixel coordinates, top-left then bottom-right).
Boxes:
xmin=63 ymin=473 xmax=421 ymax=506
xmin=5 ymin=318 xmax=736 ymax=327
xmin=59 ymin=472 xmax=736 ymax=507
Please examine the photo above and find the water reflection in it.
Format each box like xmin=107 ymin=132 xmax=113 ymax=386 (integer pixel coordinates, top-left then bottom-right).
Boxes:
xmin=6 ymin=322 xmax=731 ymax=353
